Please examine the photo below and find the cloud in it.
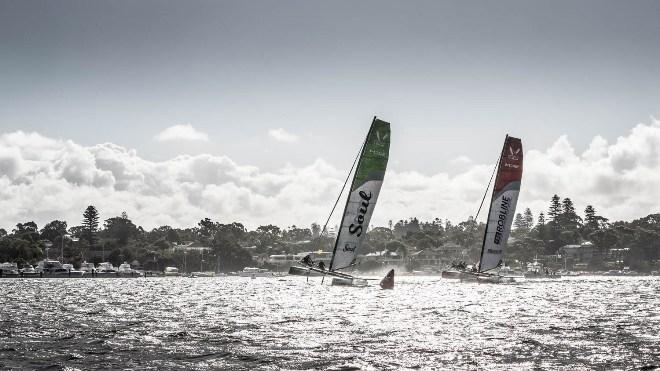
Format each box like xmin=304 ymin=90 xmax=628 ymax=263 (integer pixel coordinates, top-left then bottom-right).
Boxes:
xmin=154 ymin=124 xmax=209 ymax=142
xmin=1 ymin=120 xmax=660 ymax=231
xmin=268 ymin=128 xmax=299 ymax=143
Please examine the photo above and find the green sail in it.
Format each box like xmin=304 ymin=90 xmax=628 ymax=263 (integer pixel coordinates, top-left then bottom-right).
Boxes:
xmin=329 ymin=117 xmax=391 ymax=271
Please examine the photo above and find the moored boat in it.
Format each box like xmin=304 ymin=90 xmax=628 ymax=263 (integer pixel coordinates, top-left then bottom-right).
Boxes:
xmin=20 ymin=264 xmax=40 ymax=277
xmin=0 ymin=262 xmax=20 ymax=277
xmin=118 ymin=262 xmax=141 ymax=277
xmin=163 ymin=267 xmax=180 ymax=276
xmin=95 ymin=262 xmax=119 ymax=277
xmin=524 ymin=258 xmax=561 ymax=279
xmin=190 ymin=271 xmax=216 ymax=277
xmin=36 ymin=260 xmax=85 ymax=277
xmin=62 ymin=264 xmax=85 ymax=277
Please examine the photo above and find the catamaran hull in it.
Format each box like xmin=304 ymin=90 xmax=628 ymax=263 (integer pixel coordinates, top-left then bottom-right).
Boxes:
xmin=331 ymin=277 xmax=368 ymax=287
xmin=524 ymin=272 xmax=561 ymax=279
xmin=288 ymin=266 xmax=326 ymax=277
xmin=289 ymin=265 xmax=370 ymax=286
xmin=442 ymin=270 xmax=514 ymax=283
xmin=441 ymin=270 xmax=464 ymax=279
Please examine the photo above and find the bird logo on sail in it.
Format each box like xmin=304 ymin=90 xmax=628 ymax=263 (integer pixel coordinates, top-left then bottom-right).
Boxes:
xmin=507 ymin=146 xmax=521 ymax=161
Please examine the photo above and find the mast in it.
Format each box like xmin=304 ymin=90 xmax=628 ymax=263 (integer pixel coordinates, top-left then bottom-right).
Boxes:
xmin=477 ymin=135 xmax=523 ymax=273
xmin=328 ymin=117 xmax=390 ymax=271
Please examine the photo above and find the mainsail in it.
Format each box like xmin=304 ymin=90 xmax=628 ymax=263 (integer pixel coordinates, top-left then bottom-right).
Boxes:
xmin=478 ymin=135 xmax=523 ymax=273
xmin=329 ymin=117 xmax=390 ymax=271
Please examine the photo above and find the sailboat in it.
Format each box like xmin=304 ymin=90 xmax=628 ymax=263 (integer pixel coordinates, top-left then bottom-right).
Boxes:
xmin=441 ymin=135 xmax=523 ymax=283
xmin=289 ymin=117 xmax=391 ymax=287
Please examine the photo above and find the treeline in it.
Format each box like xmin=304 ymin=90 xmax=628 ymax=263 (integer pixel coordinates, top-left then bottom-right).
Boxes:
xmin=1 ymin=196 xmax=659 ymax=271
xmin=509 ymin=195 xmax=660 ymax=271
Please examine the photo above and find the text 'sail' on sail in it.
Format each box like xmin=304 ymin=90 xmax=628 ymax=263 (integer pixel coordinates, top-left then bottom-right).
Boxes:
xmin=479 ymin=136 xmax=523 ymax=272
xmin=330 ymin=118 xmax=390 ymax=271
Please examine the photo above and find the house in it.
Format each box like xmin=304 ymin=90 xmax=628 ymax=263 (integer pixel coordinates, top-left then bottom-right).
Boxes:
xmin=410 ymin=243 xmax=468 ymax=269
xmin=559 ymin=242 xmax=594 ymax=263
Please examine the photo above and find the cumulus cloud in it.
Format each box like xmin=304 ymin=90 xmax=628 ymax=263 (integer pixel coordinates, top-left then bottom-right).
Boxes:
xmin=154 ymin=124 xmax=209 ymax=142
xmin=268 ymin=128 xmax=299 ymax=143
xmin=1 ymin=120 xmax=660 ymax=231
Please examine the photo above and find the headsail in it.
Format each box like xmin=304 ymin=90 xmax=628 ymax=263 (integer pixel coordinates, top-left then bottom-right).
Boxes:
xmin=478 ymin=135 xmax=523 ymax=273
xmin=329 ymin=117 xmax=390 ymax=271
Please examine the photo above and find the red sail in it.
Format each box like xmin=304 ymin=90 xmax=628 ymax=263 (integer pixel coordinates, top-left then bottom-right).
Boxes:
xmin=478 ymin=135 xmax=523 ymax=272
xmin=379 ymin=269 xmax=395 ymax=289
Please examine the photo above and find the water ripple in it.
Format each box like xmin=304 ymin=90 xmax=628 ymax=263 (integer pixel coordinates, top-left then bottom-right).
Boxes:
xmin=1 ymin=276 xmax=659 ymax=370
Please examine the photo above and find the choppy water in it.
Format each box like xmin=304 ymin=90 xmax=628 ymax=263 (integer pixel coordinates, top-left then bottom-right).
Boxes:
xmin=1 ymin=275 xmax=659 ymax=370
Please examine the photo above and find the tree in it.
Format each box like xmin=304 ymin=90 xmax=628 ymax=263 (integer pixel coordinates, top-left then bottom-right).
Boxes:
xmin=385 ymin=240 xmax=406 ymax=254
xmin=582 ymin=205 xmax=609 ymax=239
xmin=104 ymin=212 xmax=138 ymax=245
xmin=13 ymin=222 xmax=39 ymax=242
xmin=255 ymin=224 xmax=281 ymax=249
xmin=513 ymin=213 xmax=526 ymax=231
xmin=546 ymin=195 xmax=563 ymax=250
xmin=40 ymin=220 xmax=68 ymax=243
xmin=534 ymin=212 xmax=547 ymax=241
xmin=198 ymin=218 xmax=217 ymax=238
xmin=82 ymin=205 xmax=100 ymax=248
xmin=523 ymin=208 xmax=534 ymax=230
xmin=547 ymin=195 xmax=562 ymax=223
xmin=560 ymin=198 xmax=582 ymax=230
xmin=166 ymin=229 xmax=180 ymax=243
xmin=311 ymin=223 xmax=321 ymax=238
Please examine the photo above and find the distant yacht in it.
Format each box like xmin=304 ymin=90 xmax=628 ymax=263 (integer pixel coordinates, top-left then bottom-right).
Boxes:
xmin=36 ymin=260 xmax=85 ymax=277
xmin=164 ymin=267 xmax=180 ymax=276
xmin=79 ymin=261 xmax=96 ymax=275
xmin=190 ymin=271 xmax=216 ymax=277
xmin=118 ymin=262 xmax=141 ymax=276
xmin=62 ymin=264 xmax=85 ymax=277
xmin=524 ymin=258 xmax=561 ymax=279
xmin=0 ymin=262 xmax=20 ymax=277
xmin=96 ymin=262 xmax=118 ymax=277
xmin=20 ymin=264 xmax=40 ymax=277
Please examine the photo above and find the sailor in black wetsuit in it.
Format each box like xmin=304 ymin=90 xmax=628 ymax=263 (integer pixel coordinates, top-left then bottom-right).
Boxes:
xmin=300 ymin=254 xmax=313 ymax=267
xmin=318 ymin=261 xmax=325 ymax=271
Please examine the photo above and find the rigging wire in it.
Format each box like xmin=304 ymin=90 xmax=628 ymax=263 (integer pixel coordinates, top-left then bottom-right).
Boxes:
xmin=319 ymin=140 xmax=366 ymax=238
xmin=474 ymin=154 xmax=501 ymax=221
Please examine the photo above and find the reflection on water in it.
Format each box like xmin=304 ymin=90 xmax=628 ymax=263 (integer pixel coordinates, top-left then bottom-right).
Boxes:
xmin=1 ymin=276 xmax=659 ymax=370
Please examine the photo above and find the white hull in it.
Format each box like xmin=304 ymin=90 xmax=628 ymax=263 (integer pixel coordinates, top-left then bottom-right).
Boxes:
xmin=331 ymin=277 xmax=368 ymax=287
xmin=238 ymin=272 xmax=273 ymax=277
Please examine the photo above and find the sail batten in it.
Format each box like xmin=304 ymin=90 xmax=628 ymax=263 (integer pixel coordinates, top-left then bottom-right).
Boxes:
xmin=329 ymin=117 xmax=390 ymax=271
xmin=478 ymin=135 xmax=523 ymax=273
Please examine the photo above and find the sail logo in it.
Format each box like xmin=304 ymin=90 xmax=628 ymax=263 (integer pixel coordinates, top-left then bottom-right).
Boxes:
xmin=493 ymin=196 xmax=511 ymax=244
xmin=507 ymin=146 xmax=521 ymax=161
xmin=376 ymin=131 xmax=389 ymax=143
xmin=343 ymin=242 xmax=357 ymax=252
xmin=348 ymin=190 xmax=372 ymax=237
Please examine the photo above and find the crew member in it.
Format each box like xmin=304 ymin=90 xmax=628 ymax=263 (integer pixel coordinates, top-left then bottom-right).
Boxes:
xmin=301 ymin=254 xmax=313 ymax=266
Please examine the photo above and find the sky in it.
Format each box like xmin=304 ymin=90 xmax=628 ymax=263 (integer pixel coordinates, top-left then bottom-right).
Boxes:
xmin=1 ymin=1 xmax=660 ymax=230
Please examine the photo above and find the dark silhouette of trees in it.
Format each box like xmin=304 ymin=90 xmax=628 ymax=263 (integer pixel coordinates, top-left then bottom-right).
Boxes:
xmin=82 ymin=205 xmax=99 ymax=248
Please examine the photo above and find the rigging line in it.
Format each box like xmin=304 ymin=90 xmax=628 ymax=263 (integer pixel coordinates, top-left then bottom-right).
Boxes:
xmin=319 ymin=140 xmax=366 ymax=238
xmin=474 ymin=153 xmax=502 ymax=221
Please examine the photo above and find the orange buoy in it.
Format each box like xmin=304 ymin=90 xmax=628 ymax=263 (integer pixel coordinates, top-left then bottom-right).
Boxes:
xmin=379 ymin=269 xmax=394 ymax=289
